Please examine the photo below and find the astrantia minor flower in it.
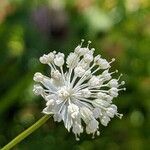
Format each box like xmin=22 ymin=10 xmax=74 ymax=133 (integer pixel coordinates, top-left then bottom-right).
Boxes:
xmin=33 ymin=40 xmax=125 ymax=140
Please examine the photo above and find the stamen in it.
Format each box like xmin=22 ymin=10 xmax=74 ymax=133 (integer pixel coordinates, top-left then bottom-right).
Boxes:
xmin=67 ymin=68 xmax=73 ymax=85
xmin=60 ymin=66 xmax=66 ymax=84
xmin=110 ymin=69 xmax=118 ymax=75
xmin=51 ymin=62 xmax=57 ymax=70
xmin=75 ymin=134 xmax=80 ymax=141
xmin=118 ymin=81 xmax=125 ymax=87
xmin=75 ymin=98 xmax=93 ymax=110
xmin=70 ymin=75 xmax=78 ymax=88
xmin=96 ymin=131 xmax=100 ymax=136
xmin=53 ymin=50 xmax=56 ymax=54
xmin=44 ymin=89 xmax=56 ymax=94
xmin=80 ymin=39 xmax=85 ymax=46
xmin=41 ymin=92 xmax=47 ymax=99
xmin=118 ymin=88 xmax=126 ymax=91
xmin=91 ymin=66 xmax=100 ymax=75
xmin=91 ymin=48 xmax=95 ymax=52
xmin=90 ymin=89 xmax=108 ymax=93
xmin=48 ymin=63 xmax=55 ymax=71
xmin=76 ymin=97 xmax=107 ymax=112
xmin=92 ymin=133 xmax=95 ymax=139
xmin=73 ymin=63 xmax=95 ymax=90
xmin=76 ymin=97 xmax=94 ymax=105
xmin=58 ymin=99 xmax=68 ymax=113
xmin=74 ymin=83 xmax=89 ymax=92
xmin=121 ymin=81 xmax=125 ymax=85
xmin=117 ymin=73 xmax=123 ymax=81
xmin=87 ymin=40 xmax=91 ymax=48
xmin=116 ymin=113 xmax=123 ymax=119
xmin=109 ymin=58 xmax=115 ymax=64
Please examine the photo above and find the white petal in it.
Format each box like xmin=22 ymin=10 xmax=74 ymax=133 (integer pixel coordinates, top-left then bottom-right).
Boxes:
xmin=108 ymin=79 xmax=119 ymax=88
xmin=68 ymin=103 xmax=79 ymax=119
xmin=33 ymin=84 xmax=43 ymax=95
xmin=66 ymin=52 xmax=79 ymax=68
xmin=100 ymin=115 xmax=110 ymax=126
xmin=93 ymin=99 xmax=110 ymax=108
xmin=54 ymin=53 xmax=64 ymax=67
xmin=80 ymin=107 xmax=93 ymax=123
xmin=81 ymin=88 xmax=91 ymax=98
xmin=109 ymin=88 xmax=119 ymax=97
xmin=42 ymin=106 xmax=53 ymax=114
xmin=93 ymin=108 xmax=102 ymax=119
xmin=53 ymin=113 xmax=62 ymax=122
xmin=74 ymin=66 xmax=86 ymax=77
xmin=72 ymin=120 xmax=83 ymax=141
xmin=86 ymin=119 xmax=99 ymax=134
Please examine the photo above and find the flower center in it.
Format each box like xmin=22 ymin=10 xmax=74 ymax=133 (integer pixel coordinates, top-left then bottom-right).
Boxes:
xmin=57 ymin=86 xmax=72 ymax=100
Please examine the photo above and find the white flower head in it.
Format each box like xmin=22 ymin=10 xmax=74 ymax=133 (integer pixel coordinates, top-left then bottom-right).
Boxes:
xmin=33 ymin=40 xmax=125 ymax=140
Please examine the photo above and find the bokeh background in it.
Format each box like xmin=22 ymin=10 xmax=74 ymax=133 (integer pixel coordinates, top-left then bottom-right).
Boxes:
xmin=0 ymin=0 xmax=150 ymax=149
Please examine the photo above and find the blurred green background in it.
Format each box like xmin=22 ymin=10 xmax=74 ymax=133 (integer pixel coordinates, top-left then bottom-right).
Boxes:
xmin=0 ymin=0 xmax=150 ymax=149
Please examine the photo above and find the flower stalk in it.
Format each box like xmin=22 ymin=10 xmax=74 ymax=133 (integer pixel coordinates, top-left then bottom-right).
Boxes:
xmin=2 ymin=115 xmax=51 ymax=150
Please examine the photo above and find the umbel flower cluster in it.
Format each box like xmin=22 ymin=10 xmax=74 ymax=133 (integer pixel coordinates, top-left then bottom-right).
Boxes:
xmin=33 ymin=40 xmax=125 ymax=141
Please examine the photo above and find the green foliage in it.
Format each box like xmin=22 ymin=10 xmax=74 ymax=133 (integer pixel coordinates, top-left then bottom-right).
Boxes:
xmin=0 ymin=0 xmax=149 ymax=149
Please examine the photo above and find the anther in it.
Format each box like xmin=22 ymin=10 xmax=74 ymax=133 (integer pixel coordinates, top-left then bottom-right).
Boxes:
xmin=110 ymin=69 xmax=118 ymax=75
xmin=118 ymin=81 xmax=125 ymax=87
xmin=115 ymin=70 xmax=118 ymax=73
xmin=96 ymin=131 xmax=100 ymax=136
xmin=109 ymin=58 xmax=115 ymax=64
xmin=80 ymin=39 xmax=85 ymax=46
xmin=91 ymin=48 xmax=95 ymax=52
xmin=92 ymin=133 xmax=95 ymax=139
xmin=75 ymin=135 xmax=80 ymax=141
xmin=118 ymin=88 xmax=126 ymax=91
xmin=87 ymin=40 xmax=92 ymax=48
xmin=121 ymin=81 xmax=125 ymax=85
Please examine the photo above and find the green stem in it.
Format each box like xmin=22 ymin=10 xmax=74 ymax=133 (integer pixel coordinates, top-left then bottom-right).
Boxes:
xmin=1 ymin=115 xmax=51 ymax=150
